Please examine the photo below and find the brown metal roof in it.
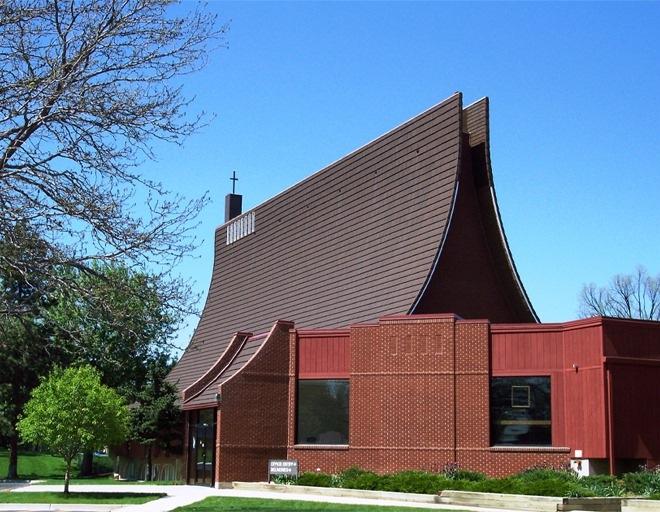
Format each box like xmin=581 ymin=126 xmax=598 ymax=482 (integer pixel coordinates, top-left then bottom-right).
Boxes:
xmin=169 ymin=93 xmax=464 ymax=391
xmin=170 ymin=92 xmax=538 ymax=395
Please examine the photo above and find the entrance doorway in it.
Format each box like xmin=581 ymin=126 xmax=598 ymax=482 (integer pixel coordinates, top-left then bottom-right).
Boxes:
xmin=187 ymin=408 xmax=216 ymax=486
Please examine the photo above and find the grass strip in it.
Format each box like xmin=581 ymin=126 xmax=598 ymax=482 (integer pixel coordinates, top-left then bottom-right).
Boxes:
xmin=173 ymin=496 xmax=466 ymax=512
xmin=0 ymin=491 xmax=165 ymax=504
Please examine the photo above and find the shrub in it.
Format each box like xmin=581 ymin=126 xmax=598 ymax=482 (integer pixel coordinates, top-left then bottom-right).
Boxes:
xmin=517 ymin=468 xmax=577 ymax=483
xmin=457 ymin=470 xmax=487 ymax=482
xmin=337 ymin=467 xmax=381 ymax=490
xmin=271 ymin=475 xmax=296 ymax=485
xmin=580 ymin=475 xmax=623 ymax=497
xmin=469 ymin=477 xmax=523 ymax=495
xmin=522 ymin=478 xmax=592 ymax=497
xmin=289 ymin=465 xmax=660 ymax=498
xmin=623 ymin=467 xmax=660 ymax=496
xmin=296 ymin=471 xmax=334 ymax=487
xmin=381 ymin=471 xmax=447 ymax=494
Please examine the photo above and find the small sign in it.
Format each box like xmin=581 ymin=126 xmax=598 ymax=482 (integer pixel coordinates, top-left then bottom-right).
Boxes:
xmin=268 ymin=459 xmax=299 ymax=481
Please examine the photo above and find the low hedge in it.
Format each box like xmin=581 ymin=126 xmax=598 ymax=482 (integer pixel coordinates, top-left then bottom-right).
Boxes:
xmin=283 ymin=466 xmax=660 ymax=498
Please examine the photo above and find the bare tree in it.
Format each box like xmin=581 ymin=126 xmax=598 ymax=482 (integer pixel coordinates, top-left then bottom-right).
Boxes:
xmin=579 ymin=266 xmax=660 ymax=320
xmin=0 ymin=0 xmax=227 ymax=314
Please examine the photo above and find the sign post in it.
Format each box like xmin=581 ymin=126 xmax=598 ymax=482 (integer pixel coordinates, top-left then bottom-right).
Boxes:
xmin=268 ymin=459 xmax=299 ymax=483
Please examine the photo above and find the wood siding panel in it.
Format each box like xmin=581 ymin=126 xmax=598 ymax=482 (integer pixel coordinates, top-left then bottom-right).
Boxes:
xmin=298 ymin=334 xmax=351 ymax=379
xmin=611 ymin=363 xmax=660 ymax=459
xmin=563 ymin=325 xmax=603 ymax=367
xmin=603 ymin=318 xmax=660 ymax=358
xmin=491 ymin=331 xmax=563 ymax=372
xmin=492 ymin=321 xmax=608 ymax=457
xmin=170 ymin=94 xmax=464 ymax=390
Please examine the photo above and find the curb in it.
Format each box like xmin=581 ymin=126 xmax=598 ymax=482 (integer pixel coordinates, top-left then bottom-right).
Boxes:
xmin=231 ymin=481 xmax=438 ymax=504
xmin=622 ymin=500 xmax=660 ymax=512
xmin=439 ymin=491 xmax=626 ymax=512
xmin=0 ymin=506 xmax=125 ymax=512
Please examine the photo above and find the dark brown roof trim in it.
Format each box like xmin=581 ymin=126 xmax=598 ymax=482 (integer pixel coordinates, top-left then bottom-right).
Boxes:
xmin=463 ymin=97 xmax=538 ymax=322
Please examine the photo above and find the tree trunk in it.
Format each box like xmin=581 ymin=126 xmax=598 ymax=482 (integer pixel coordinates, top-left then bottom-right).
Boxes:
xmin=64 ymin=462 xmax=71 ymax=495
xmin=79 ymin=450 xmax=94 ymax=477
xmin=6 ymin=382 xmax=20 ymax=480
xmin=146 ymin=445 xmax=153 ymax=481
xmin=6 ymin=432 xmax=19 ymax=480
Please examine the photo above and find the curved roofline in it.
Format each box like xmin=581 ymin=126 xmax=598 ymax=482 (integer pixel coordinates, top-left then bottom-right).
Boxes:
xmin=407 ymin=93 xmax=464 ymax=313
xmin=219 ymin=320 xmax=294 ymax=391
xmin=214 ymin=92 xmax=464 ymax=231
xmin=477 ymin=97 xmax=538 ymax=321
xmin=182 ymin=331 xmax=251 ymax=403
xmin=488 ymin=184 xmax=539 ymax=321
xmin=408 ymin=179 xmax=461 ymax=314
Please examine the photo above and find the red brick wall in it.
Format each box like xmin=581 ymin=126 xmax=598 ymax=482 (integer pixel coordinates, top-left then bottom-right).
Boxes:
xmin=288 ymin=315 xmax=569 ymax=478
xmin=215 ymin=320 xmax=293 ymax=482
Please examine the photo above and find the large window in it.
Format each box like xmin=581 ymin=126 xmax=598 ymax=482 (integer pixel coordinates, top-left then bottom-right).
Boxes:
xmin=490 ymin=376 xmax=551 ymax=446
xmin=296 ymin=379 xmax=349 ymax=445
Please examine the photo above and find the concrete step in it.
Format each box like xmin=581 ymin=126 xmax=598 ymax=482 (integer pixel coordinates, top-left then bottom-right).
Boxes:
xmin=438 ymin=491 xmax=625 ymax=512
xmin=438 ymin=490 xmax=561 ymax=512
xmin=622 ymin=500 xmax=660 ymax=512
xmin=558 ymin=497 xmax=623 ymax=511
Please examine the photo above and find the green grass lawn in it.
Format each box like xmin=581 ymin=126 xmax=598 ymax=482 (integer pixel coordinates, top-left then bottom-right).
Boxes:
xmin=0 ymin=449 xmax=182 ymax=484
xmin=0 ymin=449 xmax=68 ymax=480
xmin=0 ymin=491 xmax=165 ymax=504
xmin=174 ymin=497 xmax=461 ymax=512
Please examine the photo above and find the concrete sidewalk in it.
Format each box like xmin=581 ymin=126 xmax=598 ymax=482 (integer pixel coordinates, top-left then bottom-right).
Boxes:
xmin=8 ymin=485 xmax=214 ymax=512
xmin=0 ymin=483 xmax=30 ymax=492
xmin=7 ymin=483 xmax=524 ymax=512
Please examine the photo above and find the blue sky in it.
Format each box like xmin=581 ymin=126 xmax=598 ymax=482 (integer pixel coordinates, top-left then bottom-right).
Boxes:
xmin=143 ymin=2 xmax=660 ymax=352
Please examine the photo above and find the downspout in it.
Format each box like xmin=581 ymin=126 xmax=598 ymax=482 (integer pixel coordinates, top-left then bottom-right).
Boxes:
xmin=605 ymin=365 xmax=616 ymax=475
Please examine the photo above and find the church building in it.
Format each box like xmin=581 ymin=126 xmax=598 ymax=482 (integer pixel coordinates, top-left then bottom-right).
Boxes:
xmin=167 ymin=93 xmax=660 ymax=486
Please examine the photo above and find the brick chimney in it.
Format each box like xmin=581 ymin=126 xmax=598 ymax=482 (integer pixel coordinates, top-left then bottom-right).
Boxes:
xmin=224 ymin=193 xmax=242 ymax=223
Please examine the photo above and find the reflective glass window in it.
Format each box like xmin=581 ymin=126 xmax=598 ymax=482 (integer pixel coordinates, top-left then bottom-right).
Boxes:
xmin=491 ymin=376 xmax=551 ymax=446
xmin=297 ymin=379 xmax=349 ymax=445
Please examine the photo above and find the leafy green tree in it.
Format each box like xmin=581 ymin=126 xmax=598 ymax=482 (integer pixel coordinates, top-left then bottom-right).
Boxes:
xmin=0 ymin=224 xmax=61 ymax=479
xmin=47 ymin=263 xmax=182 ymax=394
xmin=18 ymin=365 xmax=129 ymax=493
xmin=129 ymin=355 xmax=182 ymax=481
xmin=46 ymin=262 xmax=184 ymax=476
